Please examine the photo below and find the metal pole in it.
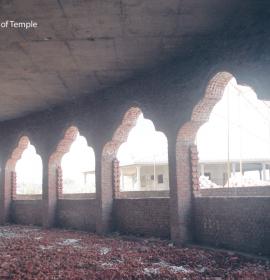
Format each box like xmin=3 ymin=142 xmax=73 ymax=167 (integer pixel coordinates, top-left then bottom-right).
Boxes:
xmin=154 ymin=155 xmax=156 ymax=189
xmin=227 ymin=88 xmax=231 ymax=187
xmin=238 ymin=91 xmax=243 ymax=185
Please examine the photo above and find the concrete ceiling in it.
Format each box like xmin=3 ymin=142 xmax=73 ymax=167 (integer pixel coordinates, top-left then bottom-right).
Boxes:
xmin=0 ymin=0 xmax=242 ymax=120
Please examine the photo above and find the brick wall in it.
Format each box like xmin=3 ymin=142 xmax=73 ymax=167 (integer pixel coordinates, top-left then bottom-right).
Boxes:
xmin=194 ymin=197 xmax=270 ymax=256
xmin=113 ymin=198 xmax=170 ymax=238
xmin=118 ymin=191 xmax=169 ymax=199
xmin=56 ymin=199 xmax=97 ymax=232
xmin=199 ymin=186 xmax=270 ymax=197
xmin=11 ymin=200 xmax=43 ymax=226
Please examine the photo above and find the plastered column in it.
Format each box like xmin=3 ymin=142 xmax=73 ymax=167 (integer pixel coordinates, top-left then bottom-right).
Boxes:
xmin=0 ymin=158 xmax=11 ymax=224
xmin=43 ymin=154 xmax=57 ymax=228
xmin=96 ymin=147 xmax=113 ymax=234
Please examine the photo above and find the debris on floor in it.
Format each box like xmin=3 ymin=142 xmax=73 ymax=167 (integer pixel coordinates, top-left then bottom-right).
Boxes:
xmin=0 ymin=225 xmax=268 ymax=279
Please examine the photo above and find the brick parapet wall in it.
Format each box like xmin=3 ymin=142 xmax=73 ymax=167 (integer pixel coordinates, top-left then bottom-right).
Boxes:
xmin=198 ymin=186 xmax=270 ymax=197
xmin=194 ymin=196 xmax=270 ymax=256
xmin=113 ymin=198 xmax=170 ymax=238
xmin=57 ymin=199 xmax=97 ymax=232
xmin=11 ymin=200 xmax=43 ymax=226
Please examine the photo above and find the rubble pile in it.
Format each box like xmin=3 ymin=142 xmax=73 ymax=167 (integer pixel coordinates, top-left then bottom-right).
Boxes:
xmin=200 ymin=174 xmax=270 ymax=189
xmin=0 ymin=225 xmax=268 ymax=279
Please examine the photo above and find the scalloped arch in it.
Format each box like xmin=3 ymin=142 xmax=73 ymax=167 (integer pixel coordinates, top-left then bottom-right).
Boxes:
xmin=6 ymin=136 xmax=30 ymax=170
xmin=102 ymin=107 xmax=142 ymax=159
xmin=49 ymin=126 xmax=79 ymax=165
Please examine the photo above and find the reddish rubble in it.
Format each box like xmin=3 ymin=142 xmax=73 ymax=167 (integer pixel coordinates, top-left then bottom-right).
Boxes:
xmin=0 ymin=225 xmax=268 ymax=279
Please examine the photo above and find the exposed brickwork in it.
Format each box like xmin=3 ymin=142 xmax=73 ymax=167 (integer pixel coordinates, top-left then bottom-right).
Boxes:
xmin=118 ymin=190 xmax=169 ymax=199
xmin=190 ymin=145 xmax=200 ymax=192
xmin=57 ymin=199 xmax=97 ymax=232
xmin=194 ymin=197 xmax=270 ymax=256
xmin=0 ymin=45 xmax=268 ymax=259
xmin=11 ymin=200 xmax=43 ymax=226
xmin=11 ymin=171 xmax=17 ymax=200
xmin=99 ymin=107 xmax=142 ymax=234
xmin=113 ymin=198 xmax=170 ymax=238
xmin=49 ymin=126 xmax=78 ymax=199
xmin=2 ymin=136 xmax=30 ymax=223
xmin=56 ymin=166 xmax=63 ymax=199
xmin=199 ymin=186 xmax=270 ymax=197
xmin=113 ymin=159 xmax=120 ymax=199
xmin=172 ymin=72 xmax=234 ymax=245
xmin=45 ymin=126 xmax=79 ymax=227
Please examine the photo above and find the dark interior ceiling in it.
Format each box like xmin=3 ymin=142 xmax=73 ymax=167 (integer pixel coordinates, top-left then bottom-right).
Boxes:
xmin=0 ymin=0 xmax=249 ymax=120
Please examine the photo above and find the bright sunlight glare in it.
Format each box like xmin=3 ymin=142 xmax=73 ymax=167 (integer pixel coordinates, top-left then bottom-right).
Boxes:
xmin=15 ymin=144 xmax=42 ymax=195
xmin=117 ymin=114 xmax=168 ymax=165
xmin=196 ymin=78 xmax=270 ymax=162
xmin=61 ymin=133 xmax=95 ymax=194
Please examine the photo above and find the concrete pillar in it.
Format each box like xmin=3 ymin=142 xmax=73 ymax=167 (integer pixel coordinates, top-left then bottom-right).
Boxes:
xmin=232 ymin=162 xmax=236 ymax=176
xmin=96 ymin=147 xmax=113 ymax=234
xmin=121 ymin=171 xmax=124 ymax=191
xmin=136 ymin=165 xmax=141 ymax=190
xmin=0 ymin=158 xmax=11 ymax=224
xmin=262 ymin=163 xmax=266 ymax=181
xmin=200 ymin=164 xmax=204 ymax=176
xmin=43 ymin=154 xmax=57 ymax=228
xmin=169 ymin=136 xmax=193 ymax=245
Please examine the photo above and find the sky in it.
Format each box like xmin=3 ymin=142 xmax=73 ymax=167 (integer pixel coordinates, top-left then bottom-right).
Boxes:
xmin=61 ymin=134 xmax=95 ymax=175
xmin=196 ymin=78 xmax=270 ymax=162
xmin=117 ymin=114 xmax=168 ymax=165
xmin=15 ymin=144 xmax=42 ymax=194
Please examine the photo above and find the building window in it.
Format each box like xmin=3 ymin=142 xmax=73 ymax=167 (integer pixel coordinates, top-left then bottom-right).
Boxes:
xmin=158 ymin=174 xmax=163 ymax=184
xmin=205 ymin=172 xmax=211 ymax=180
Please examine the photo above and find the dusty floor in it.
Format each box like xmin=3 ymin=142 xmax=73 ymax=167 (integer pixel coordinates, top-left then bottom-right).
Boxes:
xmin=0 ymin=225 xmax=268 ymax=279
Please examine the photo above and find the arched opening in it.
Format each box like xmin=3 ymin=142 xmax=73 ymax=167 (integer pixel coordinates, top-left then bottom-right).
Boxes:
xmin=102 ymin=107 xmax=142 ymax=199
xmin=102 ymin=107 xmax=169 ymax=198
xmin=174 ymin=72 xmax=270 ymax=252
xmin=174 ymin=72 xmax=234 ymax=243
xmin=5 ymin=136 xmax=42 ymax=199
xmin=15 ymin=144 xmax=42 ymax=195
xmin=49 ymin=126 xmax=95 ymax=198
xmin=196 ymin=78 xmax=270 ymax=188
xmin=61 ymin=134 xmax=95 ymax=194
xmin=174 ymin=71 xmax=270 ymax=244
xmin=176 ymin=72 xmax=235 ymax=195
xmin=100 ymin=107 xmax=170 ymax=236
xmin=117 ymin=113 xmax=169 ymax=192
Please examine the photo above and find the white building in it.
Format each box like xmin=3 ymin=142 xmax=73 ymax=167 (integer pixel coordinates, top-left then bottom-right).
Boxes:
xmin=119 ymin=161 xmax=169 ymax=191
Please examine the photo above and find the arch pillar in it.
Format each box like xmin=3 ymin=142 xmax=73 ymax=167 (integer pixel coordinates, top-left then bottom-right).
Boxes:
xmin=0 ymin=136 xmax=29 ymax=224
xmin=0 ymin=157 xmax=10 ymax=224
xmin=96 ymin=146 xmax=112 ymax=234
xmin=42 ymin=154 xmax=55 ymax=228
xmin=45 ymin=126 xmax=78 ymax=228
xmin=171 ymin=122 xmax=201 ymax=244
xmin=171 ymin=72 xmax=234 ymax=245
xmin=98 ymin=107 xmax=142 ymax=234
